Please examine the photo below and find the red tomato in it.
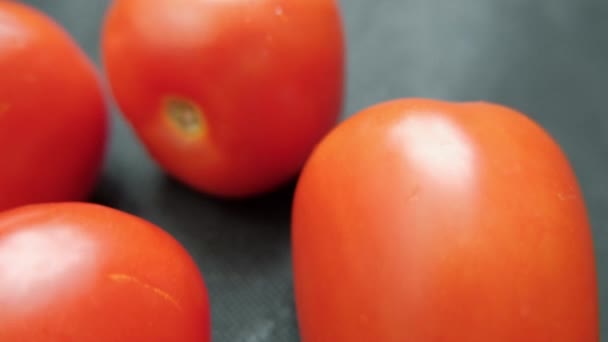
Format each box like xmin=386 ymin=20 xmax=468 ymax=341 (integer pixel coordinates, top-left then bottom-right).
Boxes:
xmin=101 ymin=0 xmax=344 ymax=198
xmin=0 ymin=1 xmax=108 ymax=211
xmin=292 ymin=98 xmax=598 ymax=341
xmin=0 ymin=202 xmax=210 ymax=341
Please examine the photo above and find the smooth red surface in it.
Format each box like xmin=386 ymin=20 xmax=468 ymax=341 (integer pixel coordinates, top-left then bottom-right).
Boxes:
xmin=0 ymin=1 xmax=108 ymax=211
xmin=101 ymin=0 xmax=344 ymax=198
xmin=0 ymin=202 xmax=211 ymax=341
xmin=292 ymin=98 xmax=599 ymax=341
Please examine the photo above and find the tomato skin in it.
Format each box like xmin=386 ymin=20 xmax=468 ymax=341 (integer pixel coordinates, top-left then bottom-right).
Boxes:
xmin=292 ymin=98 xmax=598 ymax=341
xmin=0 ymin=202 xmax=210 ymax=341
xmin=101 ymin=0 xmax=344 ymax=198
xmin=0 ymin=2 xmax=108 ymax=211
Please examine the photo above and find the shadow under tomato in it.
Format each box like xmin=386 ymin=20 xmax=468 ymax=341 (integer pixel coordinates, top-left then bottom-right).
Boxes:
xmin=151 ymin=174 xmax=301 ymax=342
xmin=150 ymin=173 xmax=298 ymax=276
xmin=88 ymin=172 xmax=143 ymax=214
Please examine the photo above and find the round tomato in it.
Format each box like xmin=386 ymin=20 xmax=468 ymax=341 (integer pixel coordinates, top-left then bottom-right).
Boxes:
xmin=0 ymin=202 xmax=210 ymax=341
xmin=292 ymin=98 xmax=598 ymax=341
xmin=0 ymin=2 xmax=108 ymax=211
xmin=101 ymin=0 xmax=344 ymax=198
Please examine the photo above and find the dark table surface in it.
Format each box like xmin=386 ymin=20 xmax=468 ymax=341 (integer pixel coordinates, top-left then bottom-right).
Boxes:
xmin=22 ymin=0 xmax=607 ymax=340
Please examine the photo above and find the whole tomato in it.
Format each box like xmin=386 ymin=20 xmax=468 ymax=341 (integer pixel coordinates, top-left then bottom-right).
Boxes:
xmin=0 ymin=202 xmax=210 ymax=341
xmin=292 ymin=98 xmax=598 ymax=341
xmin=0 ymin=1 xmax=108 ymax=211
xmin=101 ymin=0 xmax=344 ymax=198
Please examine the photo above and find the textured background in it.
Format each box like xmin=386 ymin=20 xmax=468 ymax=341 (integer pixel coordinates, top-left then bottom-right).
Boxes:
xmin=21 ymin=0 xmax=607 ymax=341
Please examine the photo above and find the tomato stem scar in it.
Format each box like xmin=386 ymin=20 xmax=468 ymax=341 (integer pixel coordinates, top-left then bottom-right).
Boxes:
xmin=164 ymin=97 xmax=206 ymax=138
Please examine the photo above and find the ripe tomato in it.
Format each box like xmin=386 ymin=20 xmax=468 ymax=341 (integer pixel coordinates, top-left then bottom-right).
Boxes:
xmin=292 ymin=98 xmax=598 ymax=341
xmin=0 ymin=202 xmax=210 ymax=341
xmin=101 ymin=0 xmax=344 ymax=198
xmin=0 ymin=1 xmax=108 ymax=211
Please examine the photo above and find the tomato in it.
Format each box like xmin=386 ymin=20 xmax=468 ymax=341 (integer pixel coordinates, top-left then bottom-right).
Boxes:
xmin=0 ymin=1 xmax=108 ymax=211
xmin=292 ymin=98 xmax=598 ymax=341
xmin=0 ymin=202 xmax=210 ymax=341
xmin=101 ymin=0 xmax=344 ymax=198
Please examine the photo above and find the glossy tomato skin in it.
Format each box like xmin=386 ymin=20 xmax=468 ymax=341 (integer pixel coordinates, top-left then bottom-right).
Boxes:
xmin=0 ymin=202 xmax=210 ymax=341
xmin=0 ymin=2 xmax=108 ymax=211
xmin=101 ymin=0 xmax=344 ymax=198
xmin=292 ymin=98 xmax=598 ymax=341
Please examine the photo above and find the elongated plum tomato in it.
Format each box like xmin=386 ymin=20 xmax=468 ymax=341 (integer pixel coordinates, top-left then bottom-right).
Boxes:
xmin=292 ymin=98 xmax=598 ymax=341
xmin=0 ymin=202 xmax=210 ymax=341
xmin=101 ymin=0 xmax=344 ymax=198
xmin=0 ymin=2 xmax=108 ymax=211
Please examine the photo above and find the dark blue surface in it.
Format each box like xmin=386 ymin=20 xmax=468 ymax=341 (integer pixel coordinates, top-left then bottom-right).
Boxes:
xmin=21 ymin=0 xmax=608 ymax=340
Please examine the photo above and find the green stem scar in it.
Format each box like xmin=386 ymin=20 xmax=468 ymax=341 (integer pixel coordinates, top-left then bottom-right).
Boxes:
xmin=164 ymin=97 xmax=206 ymax=138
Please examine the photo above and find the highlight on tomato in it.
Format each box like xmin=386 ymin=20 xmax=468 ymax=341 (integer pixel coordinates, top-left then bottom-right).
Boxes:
xmin=292 ymin=98 xmax=598 ymax=341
